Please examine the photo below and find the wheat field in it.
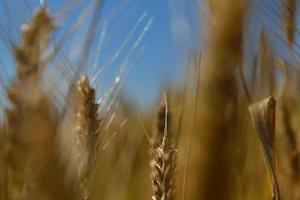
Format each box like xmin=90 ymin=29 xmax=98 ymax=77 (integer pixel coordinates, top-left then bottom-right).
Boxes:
xmin=0 ymin=0 xmax=300 ymax=199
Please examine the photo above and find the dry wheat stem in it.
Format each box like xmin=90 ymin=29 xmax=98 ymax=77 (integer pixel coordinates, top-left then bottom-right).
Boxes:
xmin=198 ymin=0 xmax=247 ymax=199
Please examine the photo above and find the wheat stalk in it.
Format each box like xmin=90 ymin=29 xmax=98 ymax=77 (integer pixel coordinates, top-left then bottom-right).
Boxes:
xmin=279 ymin=63 xmax=299 ymax=199
xmin=197 ymin=0 xmax=247 ymax=199
xmin=258 ymin=30 xmax=275 ymax=95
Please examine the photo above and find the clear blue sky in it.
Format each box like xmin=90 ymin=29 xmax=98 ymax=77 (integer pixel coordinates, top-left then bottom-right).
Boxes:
xmin=0 ymin=0 xmax=200 ymax=111
xmin=2 ymin=0 xmax=294 ymax=112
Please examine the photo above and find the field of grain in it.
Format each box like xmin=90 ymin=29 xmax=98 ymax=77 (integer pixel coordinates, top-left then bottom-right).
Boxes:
xmin=0 ymin=0 xmax=300 ymax=199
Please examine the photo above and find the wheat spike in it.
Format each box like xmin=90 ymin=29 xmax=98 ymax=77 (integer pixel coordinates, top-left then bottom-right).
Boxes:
xmin=76 ymin=75 xmax=102 ymax=200
xmin=14 ymin=7 xmax=53 ymax=78
xmin=248 ymin=96 xmax=280 ymax=200
xmin=4 ymin=7 xmax=57 ymax=200
xmin=6 ymin=7 xmax=54 ymax=138
xmin=150 ymin=97 xmax=177 ymax=200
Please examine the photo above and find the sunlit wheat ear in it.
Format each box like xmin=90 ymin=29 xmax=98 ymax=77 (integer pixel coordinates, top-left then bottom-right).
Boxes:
xmin=248 ymin=96 xmax=280 ymax=200
xmin=14 ymin=7 xmax=54 ymax=78
xmin=150 ymin=97 xmax=177 ymax=200
xmin=282 ymin=0 xmax=297 ymax=49
xmin=76 ymin=75 xmax=102 ymax=200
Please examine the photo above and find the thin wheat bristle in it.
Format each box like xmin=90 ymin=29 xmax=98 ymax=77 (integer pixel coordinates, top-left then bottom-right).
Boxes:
xmin=248 ymin=96 xmax=280 ymax=200
xmin=76 ymin=75 xmax=101 ymax=200
xmin=150 ymin=97 xmax=177 ymax=200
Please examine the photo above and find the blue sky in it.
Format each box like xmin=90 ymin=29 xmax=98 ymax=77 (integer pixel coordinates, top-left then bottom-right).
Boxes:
xmin=0 ymin=0 xmax=200 ymax=111
xmin=1 ymin=0 xmax=295 ymax=112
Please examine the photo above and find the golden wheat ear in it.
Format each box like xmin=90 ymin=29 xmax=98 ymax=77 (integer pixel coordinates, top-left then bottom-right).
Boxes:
xmin=14 ymin=7 xmax=54 ymax=78
xmin=248 ymin=96 xmax=280 ymax=200
xmin=150 ymin=96 xmax=177 ymax=200
xmin=4 ymin=6 xmax=56 ymax=200
xmin=76 ymin=75 xmax=102 ymax=200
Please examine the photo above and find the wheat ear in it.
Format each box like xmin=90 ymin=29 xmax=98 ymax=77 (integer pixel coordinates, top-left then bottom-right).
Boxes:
xmin=150 ymin=96 xmax=177 ymax=200
xmin=76 ymin=75 xmax=102 ymax=200
xmin=5 ymin=7 xmax=54 ymax=199
xmin=14 ymin=7 xmax=53 ymax=78
xmin=248 ymin=96 xmax=280 ymax=200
